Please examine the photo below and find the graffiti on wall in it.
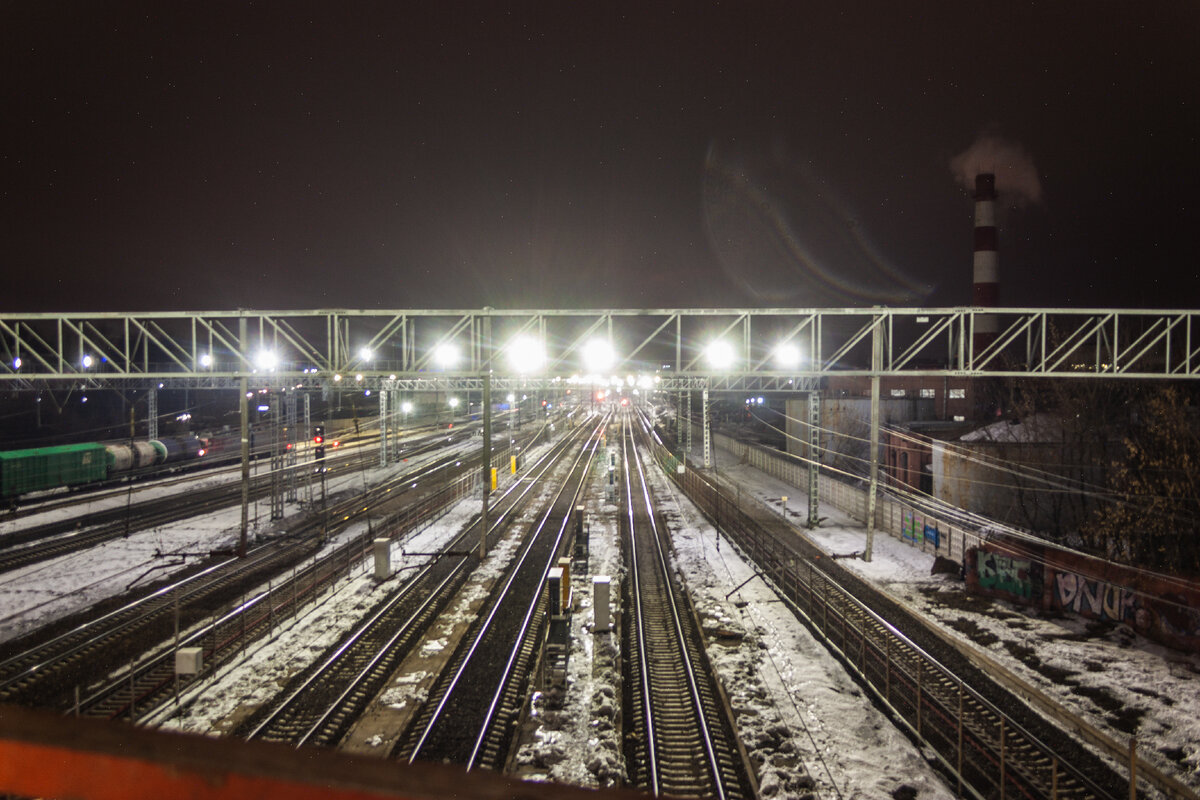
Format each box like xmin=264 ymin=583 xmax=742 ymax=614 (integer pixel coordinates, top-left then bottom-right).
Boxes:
xmin=1053 ymin=571 xmax=1136 ymax=623
xmin=923 ymin=522 xmax=940 ymax=549
xmin=977 ymin=552 xmax=1034 ymax=599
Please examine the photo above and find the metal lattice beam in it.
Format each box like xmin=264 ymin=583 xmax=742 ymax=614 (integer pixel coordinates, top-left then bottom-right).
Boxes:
xmin=0 ymin=308 xmax=1196 ymax=391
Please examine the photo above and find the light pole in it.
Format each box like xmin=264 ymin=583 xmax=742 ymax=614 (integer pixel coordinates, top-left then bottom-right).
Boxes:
xmin=704 ymin=339 xmax=735 ymax=472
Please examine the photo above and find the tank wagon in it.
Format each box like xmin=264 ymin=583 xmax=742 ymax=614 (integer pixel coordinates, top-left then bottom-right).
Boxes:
xmin=0 ymin=436 xmax=208 ymax=500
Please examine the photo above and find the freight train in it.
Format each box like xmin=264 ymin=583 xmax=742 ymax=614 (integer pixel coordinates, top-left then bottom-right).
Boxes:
xmin=0 ymin=436 xmax=209 ymax=501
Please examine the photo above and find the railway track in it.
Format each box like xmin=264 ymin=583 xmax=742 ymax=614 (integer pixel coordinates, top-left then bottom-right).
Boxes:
xmin=0 ymin=425 xmax=476 ymax=573
xmin=641 ymin=413 xmax=1137 ymax=800
xmin=234 ymin=421 xmax=587 ymax=748
xmin=621 ymin=415 xmax=755 ymax=800
xmin=390 ymin=416 xmax=605 ymax=769
xmin=0 ymin=432 xmax=514 ymax=711
xmin=0 ymin=448 xmax=364 ymax=573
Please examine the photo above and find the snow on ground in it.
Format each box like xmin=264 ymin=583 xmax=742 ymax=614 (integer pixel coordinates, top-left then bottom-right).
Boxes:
xmin=154 ymin=496 xmax=487 ymax=734
xmin=6 ymin=417 xmax=1197 ymax=797
xmin=513 ymin=442 xmax=627 ymax=789
xmin=514 ymin=438 xmax=953 ymax=800
xmin=0 ymin=435 xmax=473 ymax=644
xmin=155 ymin=434 xmax=561 ymax=734
xmin=647 ymin=453 xmax=954 ymax=800
xmin=715 ymin=454 xmax=1200 ymax=794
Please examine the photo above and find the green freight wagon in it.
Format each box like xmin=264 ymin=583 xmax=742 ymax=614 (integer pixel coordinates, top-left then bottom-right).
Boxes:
xmin=0 ymin=443 xmax=110 ymax=499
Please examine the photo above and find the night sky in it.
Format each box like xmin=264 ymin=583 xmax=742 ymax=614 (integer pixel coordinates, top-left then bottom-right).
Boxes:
xmin=3 ymin=2 xmax=1198 ymax=313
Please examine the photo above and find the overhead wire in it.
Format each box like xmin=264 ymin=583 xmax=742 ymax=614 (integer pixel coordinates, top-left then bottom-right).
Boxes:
xmin=708 ymin=404 xmax=1200 ymax=599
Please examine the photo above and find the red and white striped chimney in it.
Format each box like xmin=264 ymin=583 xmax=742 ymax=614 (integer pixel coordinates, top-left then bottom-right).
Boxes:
xmin=972 ymin=172 xmax=998 ymax=351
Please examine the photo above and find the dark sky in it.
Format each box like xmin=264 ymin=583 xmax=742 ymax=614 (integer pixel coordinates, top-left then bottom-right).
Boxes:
xmin=3 ymin=2 xmax=1197 ymax=313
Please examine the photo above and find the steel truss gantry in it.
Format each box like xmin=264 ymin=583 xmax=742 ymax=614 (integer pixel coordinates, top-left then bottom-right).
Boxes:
xmin=0 ymin=307 xmax=1197 ymax=390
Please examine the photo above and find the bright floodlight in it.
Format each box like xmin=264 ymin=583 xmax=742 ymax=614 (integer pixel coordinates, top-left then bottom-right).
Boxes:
xmin=508 ymin=336 xmax=544 ymax=374
xmin=81 ymin=354 xmax=94 ymax=369
xmin=506 ymin=392 xmax=515 ymax=403
xmin=582 ymin=338 xmax=615 ymax=373
xmin=199 ymin=353 xmax=213 ymax=368
xmin=448 ymin=397 xmax=460 ymax=408
xmin=402 ymin=401 xmax=413 ymax=413
xmin=774 ymin=342 xmax=802 ymax=369
xmin=255 ymin=350 xmax=277 ymax=371
xmin=359 ymin=346 xmax=374 ymax=362
xmin=434 ymin=343 xmax=459 ymax=369
xmin=705 ymin=340 xmax=735 ymax=370
xmin=12 ymin=357 xmax=21 ymax=369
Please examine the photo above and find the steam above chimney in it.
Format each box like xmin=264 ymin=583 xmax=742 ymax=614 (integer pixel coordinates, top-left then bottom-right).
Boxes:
xmin=973 ymin=172 xmax=998 ymax=351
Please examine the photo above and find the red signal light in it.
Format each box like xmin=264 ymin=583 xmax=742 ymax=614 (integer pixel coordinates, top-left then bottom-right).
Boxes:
xmin=313 ymin=435 xmax=323 ymax=445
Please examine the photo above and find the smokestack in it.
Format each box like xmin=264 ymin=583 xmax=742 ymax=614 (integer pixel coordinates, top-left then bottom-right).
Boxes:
xmin=972 ymin=173 xmax=998 ymax=352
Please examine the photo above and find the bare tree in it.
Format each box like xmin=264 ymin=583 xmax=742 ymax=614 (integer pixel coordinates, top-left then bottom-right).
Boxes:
xmin=1083 ymin=386 xmax=1200 ymax=575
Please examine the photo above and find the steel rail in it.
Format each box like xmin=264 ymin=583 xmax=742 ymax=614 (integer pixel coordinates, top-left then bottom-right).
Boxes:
xmin=72 ymin=435 xmax=519 ymax=721
xmin=623 ymin=418 xmax=728 ymax=798
xmin=463 ymin=419 xmax=604 ymax=769
xmin=0 ymin=434 xmax=492 ymax=709
xmin=398 ymin=416 xmax=604 ymax=766
xmin=647 ymin=423 xmax=1129 ymax=800
xmin=238 ymin=425 xmax=580 ymax=746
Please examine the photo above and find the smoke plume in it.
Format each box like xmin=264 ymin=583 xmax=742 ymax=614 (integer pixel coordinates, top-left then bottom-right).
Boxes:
xmin=950 ymin=133 xmax=1043 ymax=207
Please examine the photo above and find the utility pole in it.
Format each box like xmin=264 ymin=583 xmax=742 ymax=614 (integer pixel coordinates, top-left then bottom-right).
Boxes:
xmin=864 ymin=315 xmax=882 ymax=562
xmin=238 ymin=315 xmax=250 ymax=557
xmin=480 ymin=314 xmax=492 ymax=559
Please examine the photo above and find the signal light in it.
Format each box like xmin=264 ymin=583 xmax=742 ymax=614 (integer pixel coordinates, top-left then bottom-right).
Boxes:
xmin=314 ymin=425 xmax=326 ymax=460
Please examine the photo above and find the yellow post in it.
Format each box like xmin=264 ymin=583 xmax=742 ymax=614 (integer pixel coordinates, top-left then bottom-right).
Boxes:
xmin=511 ymin=455 xmax=517 ymax=475
xmin=490 ymin=467 xmax=497 ymax=491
